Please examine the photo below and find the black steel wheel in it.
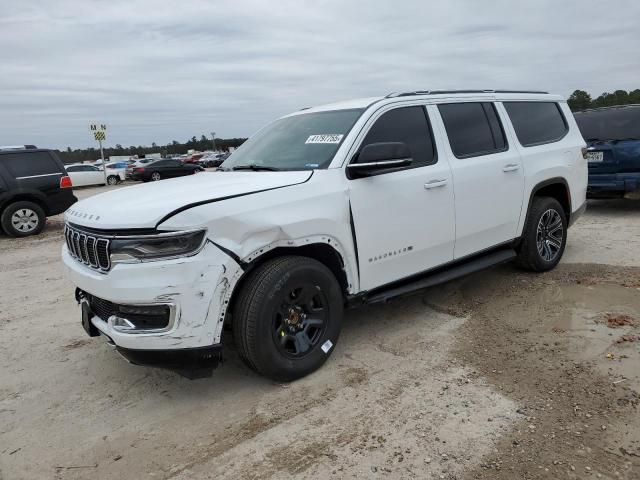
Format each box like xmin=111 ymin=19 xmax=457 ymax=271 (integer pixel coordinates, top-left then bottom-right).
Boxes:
xmin=233 ymin=256 xmax=343 ymax=381
xmin=272 ymin=285 xmax=328 ymax=358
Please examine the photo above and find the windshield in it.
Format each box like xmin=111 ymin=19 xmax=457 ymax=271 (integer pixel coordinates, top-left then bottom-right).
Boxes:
xmin=222 ymin=109 xmax=363 ymax=171
xmin=574 ymin=106 xmax=640 ymax=141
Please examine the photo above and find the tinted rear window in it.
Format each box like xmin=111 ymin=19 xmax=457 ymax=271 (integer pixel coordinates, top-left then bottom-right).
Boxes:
xmin=1 ymin=152 xmax=62 ymax=178
xmin=573 ymin=106 xmax=640 ymax=141
xmin=504 ymin=102 xmax=568 ymax=146
xmin=438 ymin=102 xmax=507 ymax=158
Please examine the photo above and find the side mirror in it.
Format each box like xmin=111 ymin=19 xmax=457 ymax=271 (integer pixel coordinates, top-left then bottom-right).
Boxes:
xmin=347 ymin=142 xmax=412 ymax=178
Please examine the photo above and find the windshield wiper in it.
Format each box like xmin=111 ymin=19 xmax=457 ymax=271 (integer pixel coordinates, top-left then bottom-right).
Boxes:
xmin=231 ymin=164 xmax=281 ymax=172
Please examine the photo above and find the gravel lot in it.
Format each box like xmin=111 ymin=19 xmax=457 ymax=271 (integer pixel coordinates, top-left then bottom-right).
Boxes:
xmin=1 ymin=185 xmax=639 ymax=480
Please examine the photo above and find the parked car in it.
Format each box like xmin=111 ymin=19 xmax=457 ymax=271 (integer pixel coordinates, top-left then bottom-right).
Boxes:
xmin=0 ymin=148 xmax=76 ymax=237
xmin=62 ymin=90 xmax=587 ymax=380
xmin=104 ymin=162 xmax=127 ymax=183
xmin=198 ymin=153 xmax=224 ymax=168
xmin=573 ymin=105 xmax=640 ymax=197
xmin=129 ymin=158 xmax=203 ymax=181
xmin=65 ymin=164 xmax=122 ymax=186
xmin=125 ymin=158 xmax=154 ymax=178
xmin=183 ymin=153 xmax=204 ymax=164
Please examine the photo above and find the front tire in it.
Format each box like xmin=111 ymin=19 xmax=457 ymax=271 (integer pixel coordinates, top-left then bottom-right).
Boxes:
xmin=232 ymin=256 xmax=343 ymax=381
xmin=1 ymin=201 xmax=46 ymax=237
xmin=516 ymin=196 xmax=567 ymax=272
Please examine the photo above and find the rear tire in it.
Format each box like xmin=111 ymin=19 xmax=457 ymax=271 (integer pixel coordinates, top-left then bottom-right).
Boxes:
xmin=232 ymin=256 xmax=343 ymax=381
xmin=107 ymin=175 xmax=119 ymax=185
xmin=1 ymin=201 xmax=46 ymax=237
xmin=516 ymin=196 xmax=567 ymax=272
xmin=150 ymin=172 xmax=161 ymax=181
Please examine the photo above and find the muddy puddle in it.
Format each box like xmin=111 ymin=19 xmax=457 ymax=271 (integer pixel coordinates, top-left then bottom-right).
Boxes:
xmin=424 ymin=263 xmax=640 ymax=479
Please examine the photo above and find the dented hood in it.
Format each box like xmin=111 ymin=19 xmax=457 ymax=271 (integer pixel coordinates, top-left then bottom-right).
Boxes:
xmin=65 ymin=171 xmax=312 ymax=230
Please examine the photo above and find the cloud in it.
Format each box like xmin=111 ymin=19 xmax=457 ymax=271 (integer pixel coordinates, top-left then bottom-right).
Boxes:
xmin=0 ymin=0 xmax=638 ymax=149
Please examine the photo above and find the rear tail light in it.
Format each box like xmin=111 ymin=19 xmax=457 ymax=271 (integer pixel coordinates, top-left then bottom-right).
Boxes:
xmin=134 ymin=167 xmax=145 ymax=173
xmin=60 ymin=176 xmax=73 ymax=188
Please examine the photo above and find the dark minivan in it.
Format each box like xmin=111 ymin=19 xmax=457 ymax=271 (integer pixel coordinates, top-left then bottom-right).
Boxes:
xmin=0 ymin=148 xmax=77 ymax=237
xmin=573 ymin=105 xmax=640 ymax=197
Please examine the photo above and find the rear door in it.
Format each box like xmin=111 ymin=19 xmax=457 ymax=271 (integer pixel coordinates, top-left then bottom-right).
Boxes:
xmin=84 ymin=165 xmax=105 ymax=185
xmin=435 ymin=101 xmax=525 ymax=259
xmin=65 ymin=166 xmax=86 ymax=186
xmin=348 ymin=104 xmax=455 ymax=291
xmin=165 ymin=159 xmax=183 ymax=177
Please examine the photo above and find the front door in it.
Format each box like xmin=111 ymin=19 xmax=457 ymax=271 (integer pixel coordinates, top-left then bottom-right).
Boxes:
xmin=348 ymin=105 xmax=455 ymax=291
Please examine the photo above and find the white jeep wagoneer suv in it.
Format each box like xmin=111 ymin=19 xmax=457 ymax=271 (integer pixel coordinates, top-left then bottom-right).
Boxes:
xmin=63 ymin=89 xmax=587 ymax=380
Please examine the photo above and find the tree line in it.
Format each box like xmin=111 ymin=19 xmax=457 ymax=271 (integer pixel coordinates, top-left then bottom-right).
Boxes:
xmin=60 ymin=135 xmax=247 ymax=164
xmin=568 ymin=88 xmax=640 ymax=111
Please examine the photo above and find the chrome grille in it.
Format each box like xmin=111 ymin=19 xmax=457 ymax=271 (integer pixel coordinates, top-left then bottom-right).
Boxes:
xmin=64 ymin=224 xmax=110 ymax=271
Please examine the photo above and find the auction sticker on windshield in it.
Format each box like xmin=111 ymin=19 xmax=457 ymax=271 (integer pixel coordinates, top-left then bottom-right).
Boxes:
xmin=306 ymin=134 xmax=344 ymax=144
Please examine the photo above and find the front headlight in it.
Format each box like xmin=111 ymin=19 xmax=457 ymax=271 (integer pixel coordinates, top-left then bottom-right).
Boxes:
xmin=110 ymin=229 xmax=206 ymax=263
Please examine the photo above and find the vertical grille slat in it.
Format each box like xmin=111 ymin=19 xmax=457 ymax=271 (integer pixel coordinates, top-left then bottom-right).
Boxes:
xmin=96 ymin=238 xmax=111 ymax=270
xmin=86 ymin=237 xmax=97 ymax=267
xmin=79 ymin=234 xmax=89 ymax=263
xmin=64 ymin=224 xmax=111 ymax=272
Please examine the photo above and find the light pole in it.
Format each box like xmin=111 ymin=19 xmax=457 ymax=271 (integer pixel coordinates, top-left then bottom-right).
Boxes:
xmin=211 ymin=131 xmax=216 ymax=152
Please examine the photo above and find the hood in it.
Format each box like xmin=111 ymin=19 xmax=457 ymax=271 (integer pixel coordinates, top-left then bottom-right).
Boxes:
xmin=65 ymin=170 xmax=313 ymax=230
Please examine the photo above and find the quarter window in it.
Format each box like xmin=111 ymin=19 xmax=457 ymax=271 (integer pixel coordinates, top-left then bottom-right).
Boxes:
xmin=438 ymin=102 xmax=507 ymax=158
xmin=357 ymin=106 xmax=436 ymax=167
xmin=1 ymin=152 xmax=61 ymax=178
xmin=503 ymin=102 xmax=568 ymax=146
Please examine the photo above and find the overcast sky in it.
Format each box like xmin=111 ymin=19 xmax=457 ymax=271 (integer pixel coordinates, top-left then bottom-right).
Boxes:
xmin=1 ymin=0 xmax=638 ymax=150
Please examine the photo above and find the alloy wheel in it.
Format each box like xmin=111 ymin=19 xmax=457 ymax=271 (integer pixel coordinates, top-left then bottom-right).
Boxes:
xmin=536 ymin=208 xmax=563 ymax=262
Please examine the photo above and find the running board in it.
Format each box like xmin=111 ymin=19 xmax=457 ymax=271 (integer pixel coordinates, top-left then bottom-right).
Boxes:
xmin=362 ymin=249 xmax=517 ymax=305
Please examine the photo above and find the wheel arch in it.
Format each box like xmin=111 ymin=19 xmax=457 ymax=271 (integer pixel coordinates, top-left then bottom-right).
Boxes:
xmin=224 ymin=242 xmax=352 ymax=332
xmin=0 ymin=194 xmax=49 ymax=216
xmin=521 ymin=177 xmax=571 ymax=236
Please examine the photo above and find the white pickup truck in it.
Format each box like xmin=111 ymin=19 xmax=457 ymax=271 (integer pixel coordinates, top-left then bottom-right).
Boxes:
xmin=62 ymin=90 xmax=587 ymax=380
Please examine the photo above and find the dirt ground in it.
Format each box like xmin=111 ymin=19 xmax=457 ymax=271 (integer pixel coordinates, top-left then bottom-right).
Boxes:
xmin=1 ymin=186 xmax=639 ymax=480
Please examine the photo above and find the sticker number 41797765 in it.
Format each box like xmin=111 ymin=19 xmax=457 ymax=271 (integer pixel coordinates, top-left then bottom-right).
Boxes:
xmin=306 ymin=134 xmax=344 ymax=144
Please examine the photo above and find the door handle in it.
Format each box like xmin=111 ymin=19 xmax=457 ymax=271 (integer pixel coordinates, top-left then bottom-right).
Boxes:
xmin=502 ymin=163 xmax=520 ymax=172
xmin=424 ymin=179 xmax=448 ymax=189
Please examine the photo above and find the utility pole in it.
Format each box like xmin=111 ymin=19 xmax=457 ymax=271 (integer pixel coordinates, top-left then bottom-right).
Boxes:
xmin=89 ymin=123 xmax=108 ymax=184
xmin=211 ymin=131 xmax=216 ymax=152
xmin=99 ymin=138 xmax=107 ymax=184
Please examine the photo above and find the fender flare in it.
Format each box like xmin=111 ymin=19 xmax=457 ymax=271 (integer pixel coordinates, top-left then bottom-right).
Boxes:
xmin=520 ymin=177 xmax=571 ymax=235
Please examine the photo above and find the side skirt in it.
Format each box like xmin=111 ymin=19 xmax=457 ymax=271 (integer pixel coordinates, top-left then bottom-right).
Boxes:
xmin=350 ymin=247 xmax=517 ymax=306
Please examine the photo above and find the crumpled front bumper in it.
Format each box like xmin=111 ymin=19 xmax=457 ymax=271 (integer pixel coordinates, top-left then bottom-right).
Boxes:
xmin=62 ymin=241 xmax=238 ymax=352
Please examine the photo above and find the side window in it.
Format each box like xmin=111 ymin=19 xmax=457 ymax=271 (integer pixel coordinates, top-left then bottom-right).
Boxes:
xmin=2 ymin=152 xmax=62 ymax=178
xmin=66 ymin=166 xmax=80 ymax=172
xmin=438 ymin=102 xmax=507 ymax=158
xmin=357 ymin=106 xmax=436 ymax=167
xmin=503 ymin=102 xmax=568 ymax=146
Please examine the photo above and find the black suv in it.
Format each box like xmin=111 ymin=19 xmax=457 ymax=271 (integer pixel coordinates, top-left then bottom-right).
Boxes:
xmin=0 ymin=148 xmax=77 ymax=237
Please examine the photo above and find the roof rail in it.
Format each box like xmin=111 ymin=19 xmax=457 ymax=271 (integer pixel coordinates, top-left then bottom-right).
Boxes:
xmin=385 ymin=89 xmax=548 ymax=98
